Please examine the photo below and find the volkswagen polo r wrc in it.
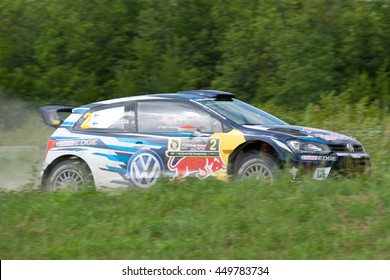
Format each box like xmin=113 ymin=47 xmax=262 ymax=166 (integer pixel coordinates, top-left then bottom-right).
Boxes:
xmin=39 ymin=90 xmax=370 ymax=190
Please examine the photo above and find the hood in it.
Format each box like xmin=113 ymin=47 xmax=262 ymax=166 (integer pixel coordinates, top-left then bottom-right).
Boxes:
xmin=244 ymin=124 xmax=355 ymax=143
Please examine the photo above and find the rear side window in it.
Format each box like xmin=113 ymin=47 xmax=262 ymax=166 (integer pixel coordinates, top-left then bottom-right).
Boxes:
xmin=137 ymin=101 xmax=223 ymax=133
xmin=75 ymin=103 xmax=136 ymax=132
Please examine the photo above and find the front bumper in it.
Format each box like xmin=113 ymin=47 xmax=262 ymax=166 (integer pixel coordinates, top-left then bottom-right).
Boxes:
xmin=290 ymin=152 xmax=371 ymax=180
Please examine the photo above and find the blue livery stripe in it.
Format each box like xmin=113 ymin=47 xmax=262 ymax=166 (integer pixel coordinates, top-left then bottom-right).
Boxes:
xmin=93 ymin=152 xmax=130 ymax=163
xmin=105 ymin=144 xmax=129 ymax=151
xmin=61 ymin=122 xmax=76 ymax=126
xmin=110 ymin=180 xmax=130 ymax=186
xmin=298 ymin=137 xmax=327 ymax=144
xmin=104 ymin=144 xmax=141 ymax=153
xmin=116 ymin=138 xmax=153 ymax=144
xmin=73 ymin=108 xmax=88 ymax=114
xmin=104 ymin=166 xmax=127 ymax=174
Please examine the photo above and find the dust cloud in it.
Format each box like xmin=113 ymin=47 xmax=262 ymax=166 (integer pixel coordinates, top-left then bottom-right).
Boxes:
xmin=0 ymin=92 xmax=53 ymax=190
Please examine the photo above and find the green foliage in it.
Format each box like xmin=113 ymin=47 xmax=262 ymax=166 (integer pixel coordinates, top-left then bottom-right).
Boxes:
xmin=1 ymin=0 xmax=390 ymax=110
xmin=0 ymin=0 xmax=144 ymax=102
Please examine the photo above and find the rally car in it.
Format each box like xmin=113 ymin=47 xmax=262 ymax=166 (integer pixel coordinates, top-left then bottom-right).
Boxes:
xmin=39 ymin=90 xmax=370 ymax=190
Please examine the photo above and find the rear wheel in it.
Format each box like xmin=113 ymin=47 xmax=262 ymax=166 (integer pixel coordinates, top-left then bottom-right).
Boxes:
xmin=45 ymin=159 xmax=94 ymax=191
xmin=235 ymin=153 xmax=278 ymax=184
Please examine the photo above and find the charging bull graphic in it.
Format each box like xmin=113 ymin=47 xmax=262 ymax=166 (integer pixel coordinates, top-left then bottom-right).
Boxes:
xmin=168 ymin=156 xmax=226 ymax=180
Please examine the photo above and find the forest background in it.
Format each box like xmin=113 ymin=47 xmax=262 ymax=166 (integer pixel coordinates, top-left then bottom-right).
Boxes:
xmin=1 ymin=0 xmax=390 ymax=111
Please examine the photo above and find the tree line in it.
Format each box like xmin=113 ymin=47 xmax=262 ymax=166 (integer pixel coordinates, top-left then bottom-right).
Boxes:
xmin=0 ymin=0 xmax=389 ymax=111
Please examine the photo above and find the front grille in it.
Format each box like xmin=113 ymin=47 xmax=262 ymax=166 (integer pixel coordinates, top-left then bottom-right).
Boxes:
xmin=336 ymin=157 xmax=370 ymax=174
xmin=328 ymin=144 xmax=364 ymax=152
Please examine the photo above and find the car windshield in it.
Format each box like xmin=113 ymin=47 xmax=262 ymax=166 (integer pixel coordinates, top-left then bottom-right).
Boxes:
xmin=199 ymin=99 xmax=288 ymax=126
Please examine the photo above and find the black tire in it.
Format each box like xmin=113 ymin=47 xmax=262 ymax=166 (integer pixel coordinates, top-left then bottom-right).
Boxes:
xmin=45 ymin=159 xmax=94 ymax=191
xmin=235 ymin=153 xmax=278 ymax=184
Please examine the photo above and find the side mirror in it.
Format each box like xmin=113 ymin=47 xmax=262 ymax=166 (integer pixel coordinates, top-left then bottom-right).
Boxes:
xmin=178 ymin=125 xmax=201 ymax=136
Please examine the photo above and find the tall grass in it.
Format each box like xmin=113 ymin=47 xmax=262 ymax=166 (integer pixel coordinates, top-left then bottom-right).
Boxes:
xmin=1 ymin=175 xmax=390 ymax=260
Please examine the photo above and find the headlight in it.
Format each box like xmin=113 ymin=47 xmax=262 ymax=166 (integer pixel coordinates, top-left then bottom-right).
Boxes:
xmin=287 ymin=140 xmax=331 ymax=154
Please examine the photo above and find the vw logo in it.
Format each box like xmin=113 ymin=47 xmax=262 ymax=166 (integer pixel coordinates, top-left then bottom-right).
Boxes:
xmin=346 ymin=143 xmax=355 ymax=153
xmin=127 ymin=150 xmax=163 ymax=188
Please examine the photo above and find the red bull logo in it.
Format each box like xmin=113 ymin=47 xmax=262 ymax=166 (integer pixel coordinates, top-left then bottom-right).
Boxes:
xmin=168 ymin=156 xmax=226 ymax=180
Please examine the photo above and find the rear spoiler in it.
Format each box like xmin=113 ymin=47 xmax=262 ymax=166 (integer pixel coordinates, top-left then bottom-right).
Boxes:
xmin=39 ymin=105 xmax=76 ymax=128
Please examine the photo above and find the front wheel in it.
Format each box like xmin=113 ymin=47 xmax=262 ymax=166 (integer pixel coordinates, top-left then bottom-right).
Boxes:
xmin=45 ymin=159 xmax=94 ymax=191
xmin=235 ymin=153 xmax=278 ymax=184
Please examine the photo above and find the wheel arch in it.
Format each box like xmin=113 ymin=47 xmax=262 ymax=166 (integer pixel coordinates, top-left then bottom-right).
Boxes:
xmin=227 ymin=140 xmax=285 ymax=176
xmin=41 ymin=155 xmax=93 ymax=186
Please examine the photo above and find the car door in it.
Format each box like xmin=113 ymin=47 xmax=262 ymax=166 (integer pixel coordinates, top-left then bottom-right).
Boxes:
xmin=126 ymin=100 xmax=227 ymax=188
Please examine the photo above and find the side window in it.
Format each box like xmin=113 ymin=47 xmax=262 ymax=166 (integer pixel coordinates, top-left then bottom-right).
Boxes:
xmin=137 ymin=101 xmax=223 ymax=133
xmin=76 ymin=103 xmax=136 ymax=132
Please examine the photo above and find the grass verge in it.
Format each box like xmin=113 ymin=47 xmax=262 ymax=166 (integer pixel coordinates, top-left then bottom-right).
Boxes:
xmin=1 ymin=174 xmax=389 ymax=260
